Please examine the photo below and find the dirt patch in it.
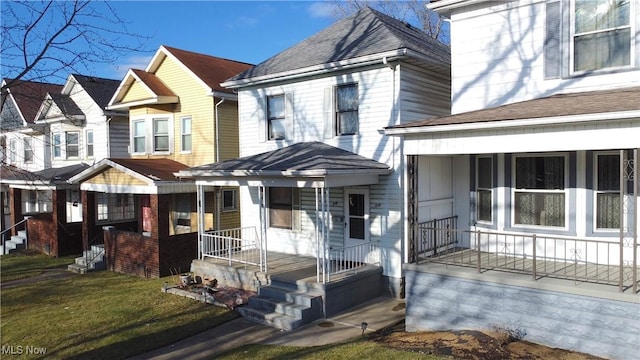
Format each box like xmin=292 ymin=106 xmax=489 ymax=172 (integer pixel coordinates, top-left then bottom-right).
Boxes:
xmin=369 ymin=320 xmax=605 ymax=360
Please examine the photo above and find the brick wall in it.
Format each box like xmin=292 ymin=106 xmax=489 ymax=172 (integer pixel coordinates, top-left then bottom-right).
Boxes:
xmin=9 ymin=188 xmax=23 ymax=236
xmin=26 ymin=213 xmax=57 ymax=255
xmin=104 ymin=228 xmax=160 ymax=278
xmin=158 ymin=232 xmax=197 ymax=277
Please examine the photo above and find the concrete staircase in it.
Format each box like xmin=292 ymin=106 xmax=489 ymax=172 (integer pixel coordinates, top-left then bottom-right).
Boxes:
xmin=0 ymin=230 xmax=27 ymax=255
xmin=68 ymin=245 xmax=106 ymax=274
xmin=238 ymin=278 xmax=324 ymax=331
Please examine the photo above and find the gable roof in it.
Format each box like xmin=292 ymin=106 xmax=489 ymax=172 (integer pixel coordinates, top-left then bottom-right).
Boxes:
xmin=130 ymin=69 xmax=176 ymax=97
xmin=385 ymin=86 xmax=640 ymax=134
xmin=1 ymin=79 xmax=63 ymax=125
xmin=68 ymin=74 xmax=121 ymax=109
xmin=179 ymin=142 xmax=391 ymax=177
xmin=223 ymin=7 xmax=450 ymax=87
xmin=1 ymin=163 xmax=89 ymax=186
xmin=69 ymin=158 xmax=191 ymax=185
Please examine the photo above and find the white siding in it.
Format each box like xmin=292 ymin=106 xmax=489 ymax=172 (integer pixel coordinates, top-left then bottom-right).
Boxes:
xmin=449 ymin=0 xmax=640 ymax=114
xmin=108 ymin=117 xmax=130 ymax=158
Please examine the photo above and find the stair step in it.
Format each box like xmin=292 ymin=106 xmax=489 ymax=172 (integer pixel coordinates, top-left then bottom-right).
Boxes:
xmin=259 ymin=285 xmax=321 ymax=308
xmin=17 ymin=230 xmax=27 ymax=238
xmin=248 ymin=296 xmax=312 ymax=319
xmin=10 ymin=235 xmax=25 ymax=244
xmin=237 ymin=306 xmax=304 ymax=331
xmin=67 ymin=263 xmax=88 ymax=274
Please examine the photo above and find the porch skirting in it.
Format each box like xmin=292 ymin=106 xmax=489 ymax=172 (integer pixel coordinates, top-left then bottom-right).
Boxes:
xmin=403 ymin=264 xmax=640 ymax=360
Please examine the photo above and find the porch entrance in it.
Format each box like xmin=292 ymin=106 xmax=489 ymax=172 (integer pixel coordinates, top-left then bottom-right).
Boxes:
xmin=344 ymin=188 xmax=369 ymax=247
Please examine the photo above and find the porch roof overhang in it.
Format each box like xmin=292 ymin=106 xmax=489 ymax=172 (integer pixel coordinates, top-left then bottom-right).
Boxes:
xmin=1 ymin=163 xmax=88 ymax=189
xmin=177 ymin=142 xmax=392 ymax=188
xmin=69 ymin=158 xmax=195 ymax=194
xmin=384 ymin=86 xmax=640 ymax=155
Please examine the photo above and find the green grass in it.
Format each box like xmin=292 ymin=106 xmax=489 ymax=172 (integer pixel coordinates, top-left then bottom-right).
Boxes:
xmin=0 ymin=253 xmax=238 ymax=359
xmin=0 ymin=250 xmax=77 ymax=282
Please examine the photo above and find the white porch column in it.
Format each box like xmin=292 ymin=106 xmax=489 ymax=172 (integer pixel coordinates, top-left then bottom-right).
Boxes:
xmin=315 ymin=186 xmax=330 ymax=283
xmin=197 ymin=184 xmax=205 ymax=260
xmin=258 ymin=186 xmax=268 ymax=273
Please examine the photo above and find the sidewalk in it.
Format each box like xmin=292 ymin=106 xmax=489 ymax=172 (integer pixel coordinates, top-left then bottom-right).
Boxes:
xmin=130 ymin=296 xmax=406 ymax=360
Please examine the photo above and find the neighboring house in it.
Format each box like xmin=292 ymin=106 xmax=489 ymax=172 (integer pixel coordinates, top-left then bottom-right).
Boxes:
xmin=1 ymin=74 xmax=126 ymax=256
xmin=177 ymin=7 xmax=451 ymax=329
xmin=1 ymin=79 xmax=63 ymax=237
xmin=384 ymin=1 xmax=640 ymax=359
xmin=68 ymin=45 xmax=253 ymax=277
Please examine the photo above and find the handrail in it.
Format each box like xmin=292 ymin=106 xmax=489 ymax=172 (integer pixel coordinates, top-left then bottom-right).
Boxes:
xmin=1 ymin=217 xmax=30 ymax=255
xmin=84 ymin=231 xmax=105 ymax=269
xmin=327 ymin=241 xmax=381 ymax=282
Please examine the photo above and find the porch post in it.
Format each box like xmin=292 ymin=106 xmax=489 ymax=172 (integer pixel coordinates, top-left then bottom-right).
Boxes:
xmin=315 ymin=187 xmax=320 ymax=283
xmin=258 ymin=186 xmax=268 ymax=273
xmin=197 ymin=184 xmax=205 ymax=260
xmin=633 ymin=149 xmax=638 ymax=294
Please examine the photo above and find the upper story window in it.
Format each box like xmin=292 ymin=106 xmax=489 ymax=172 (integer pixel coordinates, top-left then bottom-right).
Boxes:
xmin=477 ymin=156 xmax=493 ymax=223
xmin=594 ymin=152 xmax=620 ymax=229
xmin=573 ymin=0 xmax=631 ymax=72
xmin=86 ymin=130 xmax=94 ymax=158
xmin=180 ymin=116 xmax=192 ymax=152
xmin=267 ymin=95 xmax=286 ymax=140
xmin=153 ymin=118 xmax=169 ymax=152
xmin=336 ymin=83 xmax=359 ymax=135
xmin=66 ymin=132 xmax=79 ymax=158
xmin=52 ymin=133 xmax=62 ymax=159
xmin=9 ymin=138 xmax=16 ymax=163
xmin=513 ymin=155 xmax=567 ymax=228
xmin=23 ymin=138 xmax=33 ymax=163
xmin=132 ymin=120 xmax=145 ymax=154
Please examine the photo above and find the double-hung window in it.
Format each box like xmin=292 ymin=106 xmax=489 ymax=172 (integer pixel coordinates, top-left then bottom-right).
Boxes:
xmin=180 ymin=116 xmax=192 ymax=152
xmin=66 ymin=132 xmax=79 ymax=158
xmin=222 ymin=189 xmax=237 ymax=211
xmin=267 ymin=95 xmax=286 ymax=140
xmin=132 ymin=120 xmax=146 ymax=154
xmin=23 ymin=138 xmax=33 ymax=163
xmin=268 ymin=187 xmax=300 ymax=230
xmin=22 ymin=189 xmax=52 ymax=214
xmin=336 ymin=84 xmax=359 ymax=135
xmin=9 ymin=139 xmax=16 ymax=163
xmin=86 ymin=130 xmax=94 ymax=158
xmin=477 ymin=156 xmax=493 ymax=223
xmin=153 ymin=118 xmax=169 ymax=152
xmin=52 ymin=133 xmax=62 ymax=159
xmin=573 ymin=0 xmax=631 ymax=73
xmin=514 ymin=155 xmax=566 ymax=227
xmin=595 ymin=153 xmax=620 ymax=229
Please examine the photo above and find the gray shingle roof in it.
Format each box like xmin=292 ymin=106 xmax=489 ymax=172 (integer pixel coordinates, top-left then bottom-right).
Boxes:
xmin=1 ymin=163 xmax=89 ymax=184
xmin=226 ymin=7 xmax=450 ymax=83
xmin=71 ymin=74 xmax=121 ymax=109
xmin=49 ymin=93 xmax=83 ymax=116
xmin=182 ymin=142 xmax=390 ymax=175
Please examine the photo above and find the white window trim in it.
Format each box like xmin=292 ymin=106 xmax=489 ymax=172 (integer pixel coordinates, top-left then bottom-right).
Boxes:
xmin=335 ymin=83 xmax=359 ymax=136
xmin=52 ymin=132 xmax=62 ymax=160
xmin=152 ymin=117 xmax=171 ymax=154
xmin=130 ymin=116 xmax=173 ymax=155
xmin=569 ymin=0 xmax=635 ymax=76
xmin=65 ymin=131 xmax=80 ymax=159
xmin=9 ymin=138 xmax=16 ymax=164
xmin=593 ymin=151 xmax=621 ymax=233
xmin=23 ymin=137 xmax=34 ymax=163
xmin=511 ymin=153 xmax=569 ymax=231
xmin=131 ymin=119 xmax=147 ymax=155
xmin=222 ymin=189 xmax=238 ymax=212
xmin=180 ymin=116 xmax=192 ymax=153
xmin=85 ymin=129 xmax=94 ymax=159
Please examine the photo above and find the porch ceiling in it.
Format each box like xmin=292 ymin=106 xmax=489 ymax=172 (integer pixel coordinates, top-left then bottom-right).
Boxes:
xmin=178 ymin=142 xmax=391 ymax=187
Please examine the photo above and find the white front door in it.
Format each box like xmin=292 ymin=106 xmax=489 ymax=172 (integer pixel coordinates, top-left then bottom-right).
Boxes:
xmin=344 ymin=188 xmax=369 ymax=248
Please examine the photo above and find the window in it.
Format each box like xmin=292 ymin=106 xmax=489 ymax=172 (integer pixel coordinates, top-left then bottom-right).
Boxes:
xmin=268 ymin=187 xmax=300 ymax=230
xmin=222 ymin=189 xmax=237 ymax=211
xmin=573 ymin=0 xmax=631 ymax=72
xmin=267 ymin=95 xmax=286 ymax=140
xmin=22 ymin=190 xmax=52 ymax=214
xmin=180 ymin=116 xmax=192 ymax=152
xmin=23 ymin=138 xmax=33 ymax=163
xmin=96 ymin=193 xmax=135 ymax=222
xmin=9 ymin=139 xmax=16 ymax=163
xmin=153 ymin=118 xmax=169 ymax=152
xmin=86 ymin=130 xmax=94 ymax=158
xmin=132 ymin=120 xmax=146 ymax=153
xmin=595 ymin=153 xmax=620 ymax=229
xmin=514 ymin=155 xmax=566 ymax=227
xmin=336 ymin=84 xmax=359 ymax=135
xmin=52 ymin=133 xmax=62 ymax=159
xmin=66 ymin=132 xmax=79 ymax=158
xmin=172 ymin=194 xmax=191 ymax=233
xmin=477 ymin=157 xmax=492 ymax=222
xmin=66 ymin=189 xmax=82 ymax=223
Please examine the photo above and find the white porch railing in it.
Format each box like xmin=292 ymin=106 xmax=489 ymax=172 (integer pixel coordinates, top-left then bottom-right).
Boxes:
xmin=200 ymin=227 xmax=263 ymax=271
xmin=327 ymin=241 xmax=381 ymax=281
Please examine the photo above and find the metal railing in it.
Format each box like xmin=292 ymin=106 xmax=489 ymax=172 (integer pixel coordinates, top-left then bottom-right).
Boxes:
xmin=201 ymin=227 xmax=262 ymax=270
xmin=1 ymin=217 xmax=30 ymax=255
xmin=327 ymin=241 xmax=381 ymax=281
xmin=416 ymin=226 xmax=639 ymax=293
xmin=84 ymin=231 xmax=104 ymax=268
xmin=417 ymin=216 xmax=458 ymax=257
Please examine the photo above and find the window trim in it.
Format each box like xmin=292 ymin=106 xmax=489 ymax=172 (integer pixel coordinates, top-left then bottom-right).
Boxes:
xmin=266 ymin=94 xmax=286 ymax=141
xmin=131 ymin=119 xmax=146 ymax=155
xmin=335 ymin=83 xmax=359 ymax=136
xmin=96 ymin=193 xmax=136 ymax=224
xmin=180 ymin=116 xmax=192 ymax=153
xmin=85 ymin=130 xmax=94 ymax=158
xmin=511 ymin=153 xmax=569 ymax=230
xmin=593 ymin=151 xmax=621 ymax=232
xmin=153 ymin=117 xmax=170 ymax=154
xmin=23 ymin=137 xmax=34 ymax=163
xmin=569 ymin=0 xmax=634 ymax=75
xmin=65 ymin=131 xmax=80 ymax=159
xmin=267 ymin=187 xmax=300 ymax=231
xmin=9 ymin=138 xmax=16 ymax=163
xmin=476 ymin=156 xmax=493 ymax=224
xmin=22 ymin=189 xmax=52 ymax=214
xmin=52 ymin=133 xmax=62 ymax=159
xmin=222 ymin=189 xmax=237 ymax=212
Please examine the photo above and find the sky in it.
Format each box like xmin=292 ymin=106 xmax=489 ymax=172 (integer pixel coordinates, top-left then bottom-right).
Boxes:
xmin=4 ymin=1 xmax=340 ymax=83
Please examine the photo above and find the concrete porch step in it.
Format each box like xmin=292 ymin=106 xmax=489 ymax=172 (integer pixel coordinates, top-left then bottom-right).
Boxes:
xmin=237 ymin=306 xmax=305 ymax=331
xmin=248 ymin=295 xmax=320 ymax=321
xmin=68 ymin=245 xmax=105 ymax=274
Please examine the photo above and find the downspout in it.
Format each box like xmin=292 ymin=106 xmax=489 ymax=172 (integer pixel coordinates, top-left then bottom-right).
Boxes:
xmin=214 ymin=98 xmax=225 ymax=231
xmin=106 ymin=116 xmax=112 ymax=160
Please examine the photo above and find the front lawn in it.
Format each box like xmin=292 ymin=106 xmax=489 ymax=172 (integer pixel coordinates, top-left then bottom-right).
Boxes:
xmin=0 ymin=250 xmax=76 ymax=282
xmin=0 ymin=253 xmax=237 ymax=359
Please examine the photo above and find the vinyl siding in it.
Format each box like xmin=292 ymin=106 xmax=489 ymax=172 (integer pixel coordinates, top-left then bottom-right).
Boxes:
xmin=124 ymin=80 xmax=153 ymax=101
xmin=85 ymin=167 xmax=147 ymax=186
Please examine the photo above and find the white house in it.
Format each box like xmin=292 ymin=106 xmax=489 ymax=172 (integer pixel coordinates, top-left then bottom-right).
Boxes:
xmin=384 ymin=1 xmax=640 ymax=359
xmin=178 ymin=7 xmax=451 ymax=329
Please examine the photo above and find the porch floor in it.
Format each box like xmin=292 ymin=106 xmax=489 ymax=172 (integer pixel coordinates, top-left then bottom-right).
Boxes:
xmin=416 ymin=249 xmax=640 ymax=296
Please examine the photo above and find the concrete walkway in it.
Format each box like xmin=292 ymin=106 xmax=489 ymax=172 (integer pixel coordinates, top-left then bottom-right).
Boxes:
xmin=129 ymin=296 xmax=406 ymax=360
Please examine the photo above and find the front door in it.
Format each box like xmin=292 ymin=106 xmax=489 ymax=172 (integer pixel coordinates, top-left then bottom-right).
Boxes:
xmin=344 ymin=188 xmax=369 ymax=248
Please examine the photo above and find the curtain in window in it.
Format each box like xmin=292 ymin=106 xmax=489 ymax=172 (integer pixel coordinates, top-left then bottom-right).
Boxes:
xmin=597 ymin=193 xmax=620 ymax=229
xmin=516 ymin=192 xmax=536 ymax=225
xmin=542 ymin=193 xmax=565 ymax=227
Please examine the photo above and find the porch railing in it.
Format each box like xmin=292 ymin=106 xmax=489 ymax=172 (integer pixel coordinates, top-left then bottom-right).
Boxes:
xmin=417 ymin=216 xmax=458 ymax=258
xmin=201 ymin=227 xmax=262 ymax=270
xmin=327 ymin=241 xmax=381 ymax=281
xmin=416 ymin=226 xmax=639 ymax=293
xmin=0 ymin=217 xmax=29 ymax=255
